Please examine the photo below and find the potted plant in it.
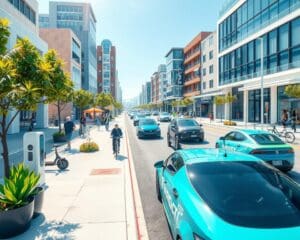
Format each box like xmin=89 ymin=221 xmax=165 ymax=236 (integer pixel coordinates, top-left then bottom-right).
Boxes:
xmin=53 ymin=131 xmax=66 ymax=142
xmin=0 ymin=164 xmax=40 ymax=238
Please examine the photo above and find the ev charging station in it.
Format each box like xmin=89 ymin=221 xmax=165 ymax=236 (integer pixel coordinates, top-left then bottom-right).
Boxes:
xmin=23 ymin=132 xmax=46 ymax=186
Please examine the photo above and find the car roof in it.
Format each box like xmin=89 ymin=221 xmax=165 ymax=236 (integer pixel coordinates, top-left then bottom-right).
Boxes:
xmin=178 ymin=148 xmax=260 ymax=164
xmin=237 ymin=129 xmax=271 ymax=135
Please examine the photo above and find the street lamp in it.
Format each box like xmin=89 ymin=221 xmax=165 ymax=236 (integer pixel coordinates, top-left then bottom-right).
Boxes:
xmin=258 ymin=37 xmax=264 ymax=127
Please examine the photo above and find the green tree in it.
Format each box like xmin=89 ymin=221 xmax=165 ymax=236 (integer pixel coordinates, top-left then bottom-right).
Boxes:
xmin=0 ymin=19 xmax=52 ymax=178
xmin=44 ymin=50 xmax=74 ymax=132
xmin=285 ymin=84 xmax=300 ymax=99
xmin=73 ymin=89 xmax=93 ymax=129
xmin=96 ymin=93 xmax=113 ymax=109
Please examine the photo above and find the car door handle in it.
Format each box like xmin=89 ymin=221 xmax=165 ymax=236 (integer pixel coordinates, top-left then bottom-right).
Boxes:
xmin=172 ymin=188 xmax=179 ymax=198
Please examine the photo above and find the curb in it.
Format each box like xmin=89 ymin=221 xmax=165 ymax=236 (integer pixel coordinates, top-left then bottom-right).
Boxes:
xmin=124 ymin=116 xmax=149 ymax=240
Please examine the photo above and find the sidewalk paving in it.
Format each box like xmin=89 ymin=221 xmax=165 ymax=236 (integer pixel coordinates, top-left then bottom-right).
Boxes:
xmin=7 ymin=116 xmax=140 ymax=240
xmin=196 ymin=117 xmax=300 ymax=144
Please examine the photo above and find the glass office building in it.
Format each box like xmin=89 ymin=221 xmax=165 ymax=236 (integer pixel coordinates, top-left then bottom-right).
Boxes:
xmin=218 ymin=0 xmax=300 ymax=124
xmin=165 ymin=48 xmax=184 ymax=99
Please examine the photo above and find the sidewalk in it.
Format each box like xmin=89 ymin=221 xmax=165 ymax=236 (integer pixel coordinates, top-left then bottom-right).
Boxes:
xmin=196 ymin=117 xmax=300 ymax=144
xmin=8 ymin=116 xmax=144 ymax=240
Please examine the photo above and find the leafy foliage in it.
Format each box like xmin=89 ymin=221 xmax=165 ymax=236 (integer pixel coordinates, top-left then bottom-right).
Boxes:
xmin=285 ymin=84 xmax=300 ymax=99
xmin=79 ymin=142 xmax=99 ymax=153
xmin=0 ymin=19 xmax=10 ymax=55
xmin=0 ymin=164 xmax=40 ymax=211
xmin=73 ymin=90 xmax=93 ymax=111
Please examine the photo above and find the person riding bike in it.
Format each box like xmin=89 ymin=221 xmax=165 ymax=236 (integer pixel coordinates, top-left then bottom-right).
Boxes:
xmin=111 ymin=124 xmax=123 ymax=154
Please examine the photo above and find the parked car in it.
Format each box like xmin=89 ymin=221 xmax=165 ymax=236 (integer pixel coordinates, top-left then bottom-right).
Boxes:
xmin=158 ymin=112 xmax=171 ymax=122
xmin=167 ymin=118 xmax=204 ymax=149
xmin=133 ymin=114 xmax=146 ymax=126
xmin=136 ymin=118 xmax=161 ymax=139
xmin=155 ymin=148 xmax=300 ymax=240
xmin=215 ymin=129 xmax=294 ymax=172
xmin=152 ymin=111 xmax=159 ymax=116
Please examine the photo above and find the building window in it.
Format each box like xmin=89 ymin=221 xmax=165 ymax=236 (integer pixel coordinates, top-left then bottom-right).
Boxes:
xmin=248 ymin=88 xmax=270 ymax=123
xmin=209 ymin=65 xmax=214 ymax=74
xmin=203 ymin=68 xmax=206 ymax=76
xmin=209 ymin=80 xmax=213 ymax=88
xmin=203 ymin=82 xmax=206 ymax=90
xmin=209 ymin=51 xmax=213 ymax=60
xmin=203 ymin=55 xmax=206 ymax=63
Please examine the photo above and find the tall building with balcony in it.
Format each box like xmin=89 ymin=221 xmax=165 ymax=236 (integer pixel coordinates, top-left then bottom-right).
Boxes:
xmin=39 ymin=28 xmax=81 ymax=121
xmin=1 ymin=0 xmax=48 ymax=134
xmin=165 ymin=48 xmax=184 ymax=110
xmin=151 ymin=72 xmax=160 ymax=103
xmin=198 ymin=31 xmax=221 ymax=118
xmin=40 ymin=1 xmax=97 ymax=93
xmin=158 ymin=64 xmax=167 ymax=103
xmin=218 ymin=0 xmax=300 ymax=124
xmin=97 ymin=39 xmax=117 ymax=98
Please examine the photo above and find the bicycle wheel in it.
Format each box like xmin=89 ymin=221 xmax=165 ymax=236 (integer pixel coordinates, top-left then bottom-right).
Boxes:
xmin=285 ymin=132 xmax=295 ymax=144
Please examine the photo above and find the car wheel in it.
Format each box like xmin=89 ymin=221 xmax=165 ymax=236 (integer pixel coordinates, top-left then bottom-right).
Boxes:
xmin=167 ymin=134 xmax=171 ymax=147
xmin=156 ymin=172 xmax=162 ymax=203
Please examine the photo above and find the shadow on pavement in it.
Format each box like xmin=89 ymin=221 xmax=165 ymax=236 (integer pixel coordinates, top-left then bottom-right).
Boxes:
xmin=45 ymin=169 xmax=70 ymax=176
xmin=139 ymin=137 xmax=164 ymax=141
xmin=288 ymin=171 xmax=300 ymax=184
xmin=16 ymin=214 xmax=81 ymax=240
xmin=115 ymin=155 xmax=128 ymax=161
xmin=181 ymin=140 xmax=210 ymax=146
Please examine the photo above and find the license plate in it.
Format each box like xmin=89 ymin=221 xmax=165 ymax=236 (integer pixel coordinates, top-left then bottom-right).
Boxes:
xmin=191 ymin=135 xmax=197 ymax=138
xmin=272 ymin=161 xmax=283 ymax=166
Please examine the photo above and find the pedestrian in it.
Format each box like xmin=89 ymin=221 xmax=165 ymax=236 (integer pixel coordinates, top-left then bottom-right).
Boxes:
xmin=80 ymin=114 xmax=87 ymax=137
xmin=291 ymin=110 xmax=297 ymax=133
xmin=95 ymin=115 xmax=101 ymax=131
xmin=105 ymin=112 xmax=110 ymax=131
xmin=64 ymin=116 xmax=75 ymax=151
xmin=281 ymin=109 xmax=288 ymax=129
xmin=111 ymin=124 xmax=123 ymax=154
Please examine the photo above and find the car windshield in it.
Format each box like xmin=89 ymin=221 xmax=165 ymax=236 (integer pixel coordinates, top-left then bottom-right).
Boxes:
xmin=178 ymin=119 xmax=198 ymax=127
xmin=250 ymin=133 xmax=284 ymax=145
xmin=137 ymin=114 xmax=145 ymax=118
xmin=187 ymin=161 xmax=300 ymax=228
xmin=161 ymin=112 xmax=169 ymax=116
xmin=140 ymin=119 xmax=156 ymax=125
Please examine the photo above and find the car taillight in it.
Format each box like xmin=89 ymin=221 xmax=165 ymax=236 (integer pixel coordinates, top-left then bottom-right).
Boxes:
xmin=288 ymin=148 xmax=295 ymax=154
xmin=250 ymin=149 xmax=264 ymax=154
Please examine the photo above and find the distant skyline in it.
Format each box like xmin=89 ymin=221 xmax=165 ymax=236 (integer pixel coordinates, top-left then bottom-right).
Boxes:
xmin=39 ymin=0 xmax=221 ymax=100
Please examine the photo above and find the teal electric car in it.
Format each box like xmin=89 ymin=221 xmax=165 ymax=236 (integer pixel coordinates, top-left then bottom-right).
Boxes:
xmin=215 ymin=129 xmax=294 ymax=171
xmin=136 ymin=118 xmax=161 ymax=139
xmin=155 ymin=148 xmax=300 ymax=240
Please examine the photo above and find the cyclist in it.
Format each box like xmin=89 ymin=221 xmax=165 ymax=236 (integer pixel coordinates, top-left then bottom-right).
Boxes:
xmin=111 ymin=124 xmax=123 ymax=154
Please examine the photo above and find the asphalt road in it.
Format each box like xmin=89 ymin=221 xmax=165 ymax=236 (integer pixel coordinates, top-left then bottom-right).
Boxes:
xmin=125 ymin=116 xmax=300 ymax=240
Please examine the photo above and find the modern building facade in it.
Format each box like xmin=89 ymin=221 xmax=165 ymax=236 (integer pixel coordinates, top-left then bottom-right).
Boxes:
xmin=151 ymin=72 xmax=160 ymax=103
xmin=183 ymin=32 xmax=211 ymax=98
xmin=218 ymin=0 xmax=300 ymax=124
xmin=165 ymin=48 xmax=184 ymax=111
xmin=198 ymin=31 xmax=222 ymax=118
xmin=39 ymin=28 xmax=81 ymax=122
xmin=40 ymin=1 xmax=97 ymax=93
xmin=158 ymin=64 xmax=167 ymax=103
xmin=2 ymin=0 xmax=48 ymax=133
xmin=97 ymin=39 xmax=117 ymax=98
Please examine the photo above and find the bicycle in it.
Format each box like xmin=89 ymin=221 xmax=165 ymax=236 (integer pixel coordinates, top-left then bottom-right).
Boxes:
xmin=112 ymin=136 xmax=122 ymax=159
xmin=268 ymin=125 xmax=295 ymax=144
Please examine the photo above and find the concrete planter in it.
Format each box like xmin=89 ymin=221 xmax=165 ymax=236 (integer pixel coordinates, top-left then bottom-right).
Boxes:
xmin=0 ymin=198 xmax=34 ymax=239
xmin=53 ymin=134 xmax=66 ymax=143
xmin=32 ymin=187 xmax=45 ymax=218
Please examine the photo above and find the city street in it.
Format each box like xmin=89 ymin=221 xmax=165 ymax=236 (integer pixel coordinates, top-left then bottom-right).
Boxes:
xmin=126 ymin=115 xmax=300 ymax=240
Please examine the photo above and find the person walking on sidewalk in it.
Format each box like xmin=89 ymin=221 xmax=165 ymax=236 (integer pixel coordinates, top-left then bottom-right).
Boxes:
xmin=64 ymin=116 xmax=75 ymax=151
xmin=111 ymin=124 xmax=123 ymax=154
xmin=80 ymin=114 xmax=87 ymax=137
xmin=104 ymin=112 xmax=110 ymax=131
xmin=281 ymin=109 xmax=288 ymax=129
xmin=95 ymin=115 xmax=101 ymax=131
xmin=291 ymin=110 xmax=297 ymax=133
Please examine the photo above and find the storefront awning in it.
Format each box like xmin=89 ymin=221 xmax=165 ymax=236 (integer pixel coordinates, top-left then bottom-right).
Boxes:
xmin=238 ymin=78 xmax=300 ymax=91
xmin=193 ymin=90 xmax=225 ymax=99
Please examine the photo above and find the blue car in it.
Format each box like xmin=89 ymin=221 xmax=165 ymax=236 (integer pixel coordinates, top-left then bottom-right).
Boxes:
xmin=155 ymin=148 xmax=300 ymax=240
xmin=136 ymin=118 xmax=161 ymax=139
xmin=215 ymin=129 xmax=294 ymax=172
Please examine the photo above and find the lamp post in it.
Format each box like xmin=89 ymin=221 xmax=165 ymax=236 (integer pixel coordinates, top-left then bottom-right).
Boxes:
xmin=259 ymin=37 xmax=264 ymax=128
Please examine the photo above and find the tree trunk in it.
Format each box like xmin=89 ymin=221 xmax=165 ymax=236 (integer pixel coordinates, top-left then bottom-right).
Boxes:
xmin=0 ymin=116 xmax=10 ymax=178
xmin=57 ymin=100 xmax=61 ymax=132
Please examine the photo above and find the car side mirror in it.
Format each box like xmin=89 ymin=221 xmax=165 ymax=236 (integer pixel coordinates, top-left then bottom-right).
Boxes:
xmin=154 ymin=160 xmax=164 ymax=169
xmin=219 ymin=136 xmax=225 ymax=141
xmin=199 ymin=124 xmax=203 ymax=127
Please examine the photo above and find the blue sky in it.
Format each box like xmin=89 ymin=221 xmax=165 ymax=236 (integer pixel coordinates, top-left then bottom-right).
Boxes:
xmin=39 ymin=0 xmax=221 ymax=99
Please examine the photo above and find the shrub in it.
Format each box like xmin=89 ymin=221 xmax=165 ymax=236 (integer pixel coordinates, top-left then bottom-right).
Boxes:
xmin=0 ymin=164 xmax=40 ymax=211
xmin=80 ymin=142 xmax=99 ymax=153
xmin=224 ymin=120 xmax=237 ymax=126
xmin=52 ymin=131 xmax=65 ymax=137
